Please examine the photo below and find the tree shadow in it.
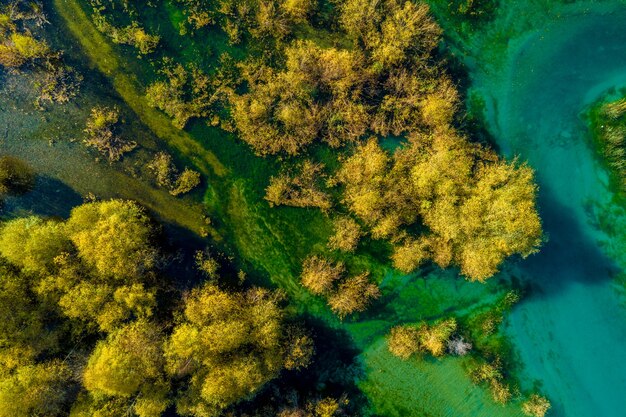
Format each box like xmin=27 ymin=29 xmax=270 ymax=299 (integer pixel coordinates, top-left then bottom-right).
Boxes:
xmin=1 ymin=175 xmax=82 ymax=219
xmin=514 ymin=181 xmax=622 ymax=298
xmin=232 ymin=315 xmax=377 ymax=416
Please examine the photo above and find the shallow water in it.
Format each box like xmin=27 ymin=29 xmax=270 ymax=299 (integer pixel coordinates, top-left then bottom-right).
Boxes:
xmin=473 ymin=4 xmax=626 ymax=416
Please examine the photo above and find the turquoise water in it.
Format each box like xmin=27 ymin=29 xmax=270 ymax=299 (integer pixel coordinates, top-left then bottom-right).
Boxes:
xmin=473 ymin=5 xmax=626 ymax=416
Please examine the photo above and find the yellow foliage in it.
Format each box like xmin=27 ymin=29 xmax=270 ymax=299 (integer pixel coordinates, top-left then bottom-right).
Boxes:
xmin=327 ymin=273 xmax=380 ymax=319
xmin=0 ymin=217 xmax=70 ymax=274
xmin=300 ymin=255 xmax=345 ymax=295
xmin=417 ymin=318 xmax=457 ymax=357
xmin=66 ymin=200 xmax=159 ymax=280
xmin=387 ymin=325 xmax=420 ymax=359
xmin=83 ymin=320 xmax=165 ymax=398
xmin=0 ymin=361 xmax=71 ymax=417
xmin=337 ymin=131 xmax=542 ymax=281
xmin=522 ymin=394 xmax=551 ymax=417
xmin=266 ymin=161 xmax=332 ymax=210
xmin=327 ymin=216 xmax=362 ymax=252
xmin=164 ymin=284 xmax=302 ymax=415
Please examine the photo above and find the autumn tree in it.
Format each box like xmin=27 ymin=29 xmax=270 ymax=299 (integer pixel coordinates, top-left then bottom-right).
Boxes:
xmin=164 ymin=283 xmax=312 ymax=417
xmin=387 ymin=318 xmax=457 ymax=359
xmin=417 ymin=318 xmax=457 ymax=357
xmin=387 ymin=325 xmax=420 ymax=359
xmin=0 ymin=361 xmax=72 ymax=417
xmin=66 ymin=200 xmax=159 ymax=280
xmin=327 ymin=272 xmax=380 ymax=318
xmin=327 ymin=216 xmax=361 ymax=252
xmin=0 ymin=216 xmax=70 ymax=274
xmin=300 ymin=255 xmax=345 ymax=295
xmin=266 ymin=161 xmax=332 ymax=210
xmin=83 ymin=320 xmax=169 ymax=417
xmin=0 ymin=264 xmax=60 ymax=372
xmin=336 ymin=133 xmax=542 ymax=281
xmin=0 ymin=200 xmax=161 ymax=332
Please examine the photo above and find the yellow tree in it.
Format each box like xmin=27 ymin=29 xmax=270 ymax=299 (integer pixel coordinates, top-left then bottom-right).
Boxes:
xmin=164 ymin=283 xmax=311 ymax=417
xmin=83 ymin=320 xmax=169 ymax=417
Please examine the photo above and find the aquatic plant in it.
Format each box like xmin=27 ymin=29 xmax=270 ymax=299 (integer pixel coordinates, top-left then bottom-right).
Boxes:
xmin=84 ymin=106 xmax=137 ymax=161
xmin=146 ymin=60 xmax=217 ymax=129
xmin=147 ymin=151 xmax=201 ymax=196
xmin=521 ymin=394 xmax=551 ymax=417
xmin=0 ymin=2 xmax=80 ymax=107
xmin=90 ymin=1 xmax=159 ymax=54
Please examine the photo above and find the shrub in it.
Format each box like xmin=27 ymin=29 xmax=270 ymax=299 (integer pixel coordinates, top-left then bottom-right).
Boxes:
xmin=522 ymin=394 xmax=551 ymax=417
xmin=84 ymin=107 xmax=136 ymax=161
xmin=327 ymin=273 xmax=379 ymax=318
xmin=300 ymin=255 xmax=345 ymax=295
xmin=387 ymin=326 xmax=420 ymax=359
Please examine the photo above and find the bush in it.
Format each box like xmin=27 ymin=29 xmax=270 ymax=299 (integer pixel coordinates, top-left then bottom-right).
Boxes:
xmin=84 ymin=107 xmax=136 ymax=161
xmin=300 ymin=255 xmax=345 ymax=295
xmin=327 ymin=273 xmax=380 ymax=319
xmin=387 ymin=326 xmax=420 ymax=359
xmin=522 ymin=394 xmax=551 ymax=417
